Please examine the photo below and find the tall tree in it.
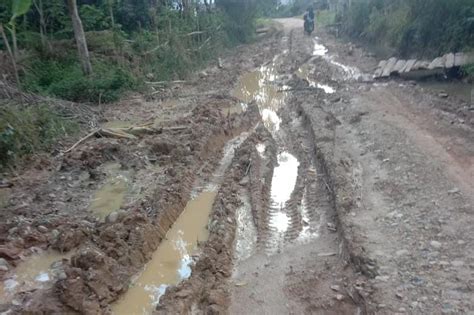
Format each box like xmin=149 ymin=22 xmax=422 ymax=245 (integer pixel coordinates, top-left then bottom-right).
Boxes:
xmin=67 ymin=0 xmax=92 ymax=75
xmin=9 ymin=0 xmax=33 ymax=60
xmin=33 ymin=0 xmax=49 ymax=51
xmin=0 ymin=23 xmax=20 ymax=85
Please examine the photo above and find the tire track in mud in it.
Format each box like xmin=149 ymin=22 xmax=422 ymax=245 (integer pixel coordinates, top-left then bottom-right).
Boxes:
xmin=100 ymin=21 xmax=370 ymax=314
xmin=249 ymin=28 xmax=323 ymax=254
xmin=228 ymin=19 xmax=370 ymax=314
xmin=154 ymin=20 xmax=369 ymax=314
xmin=4 ymin=101 xmax=261 ymax=315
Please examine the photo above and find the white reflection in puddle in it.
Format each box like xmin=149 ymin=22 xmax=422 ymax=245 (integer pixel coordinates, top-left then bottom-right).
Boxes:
xmin=297 ymin=65 xmax=336 ymax=94
xmin=1 ymin=250 xmax=74 ymax=302
xmin=112 ymin=191 xmax=216 ymax=314
xmin=35 ymin=272 xmax=50 ymax=282
xmin=268 ymin=152 xmax=299 ymax=241
xmin=256 ymin=143 xmax=266 ymax=157
xmin=313 ymin=42 xmax=328 ymax=56
xmin=271 ymin=212 xmax=290 ymax=232
xmin=262 ymin=109 xmax=281 ymax=131
xmin=317 ymin=83 xmax=335 ymax=94
xmin=271 ymin=152 xmax=299 ymax=206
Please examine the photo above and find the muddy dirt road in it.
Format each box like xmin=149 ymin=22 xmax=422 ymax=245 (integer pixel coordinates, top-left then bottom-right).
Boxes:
xmin=1 ymin=18 xmax=473 ymax=314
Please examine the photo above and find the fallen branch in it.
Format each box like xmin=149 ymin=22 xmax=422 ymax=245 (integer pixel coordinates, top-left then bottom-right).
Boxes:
xmin=186 ymin=31 xmax=205 ymax=36
xmin=143 ymin=41 xmax=169 ymax=55
xmin=277 ymin=87 xmax=319 ymax=93
xmin=62 ymin=129 xmax=98 ymax=154
xmin=145 ymin=80 xmax=186 ymax=85
xmin=62 ymin=125 xmax=186 ymax=153
xmin=198 ymin=37 xmax=212 ymax=50
xmin=98 ymin=128 xmax=137 ymax=139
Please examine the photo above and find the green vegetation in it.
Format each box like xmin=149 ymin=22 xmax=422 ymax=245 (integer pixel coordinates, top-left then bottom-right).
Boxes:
xmin=462 ymin=63 xmax=474 ymax=79
xmin=0 ymin=104 xmax=78 ymax=170
xmin=316 ymin=10 xmax=335 ymax=28
xmin=339 ymin=0 xmax=474 ymax=58
xmin=0 ymin=0 xmax=263 ymax=104
xmin=0 ymin=0 xmax=270 ymax=170
xmin=23 ymin=58 xmax=136 ymax=103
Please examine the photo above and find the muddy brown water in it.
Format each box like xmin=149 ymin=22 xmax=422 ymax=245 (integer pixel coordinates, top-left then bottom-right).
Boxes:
xmin=232 ymin=65 xmax=285 ymax=133
xmin=269 ymin=151 xmax=299 ymax=233
xmin=90 ymin=163 xmax=131 ymax=220
xmin=296 ymin=63 xmax=335 ymax=94
xmin=112 ymin=191 xmax=216 ymax=314
xmin=233 ymin=60 xmax=306 ymax=253
xmin=419 ymin=81 xmax=473 ymax=103
xmin=0 ymin=250 xmax=73 ymax=302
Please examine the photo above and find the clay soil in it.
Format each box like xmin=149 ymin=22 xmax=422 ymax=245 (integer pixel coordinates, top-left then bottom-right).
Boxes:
xmin=1 ymin=18 xmax=473 ymax=314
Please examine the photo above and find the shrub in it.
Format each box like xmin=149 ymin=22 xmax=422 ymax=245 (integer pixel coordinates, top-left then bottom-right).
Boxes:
xmin=23 ymin=58 xmax=136 ymax=103
xmin=342 ymin=0 xmax=474 ymax=58
xmin=0 ymin=104 xmax=78 ymax=170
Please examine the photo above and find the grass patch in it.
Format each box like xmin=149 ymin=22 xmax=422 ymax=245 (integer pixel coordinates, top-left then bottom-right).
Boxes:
xmin=22 ymin=57 xmax=137 ymax=103
xmin=316 ymin=10 xmax=336 ymax=28
xmin=462 ymin=63 xmax=474 ymax=81
xmin=0 ymin=104 xmax=78 ymax=170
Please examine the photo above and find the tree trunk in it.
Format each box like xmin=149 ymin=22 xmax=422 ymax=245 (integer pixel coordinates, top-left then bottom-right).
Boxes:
xmin=108 ymin=0 xmax=115 ymax=28
xmin=11 ymin=25 xmax=18 ymax=60
xmin=67 ymin=0 xmax=92 ymax=75
xmin=0 ymin=24 xmax=20 ymax=85
xmin=33 ymin=0 xmax=49 ymax=51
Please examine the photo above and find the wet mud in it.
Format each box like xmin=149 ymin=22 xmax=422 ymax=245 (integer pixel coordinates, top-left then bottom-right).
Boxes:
xmin=4 ymin=16 xmax=469 ymax=315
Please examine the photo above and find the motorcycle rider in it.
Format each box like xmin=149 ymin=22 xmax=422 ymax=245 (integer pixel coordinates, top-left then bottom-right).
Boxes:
xmin=304 ymin=6 xmax=315 ymax=34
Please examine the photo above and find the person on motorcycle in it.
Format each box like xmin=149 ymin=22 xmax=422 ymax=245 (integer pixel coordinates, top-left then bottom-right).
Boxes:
xmin=304 ymin=6 xmax=315 ymax=35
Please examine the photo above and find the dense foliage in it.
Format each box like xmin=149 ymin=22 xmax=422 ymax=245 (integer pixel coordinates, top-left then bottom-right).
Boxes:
xmin=0 ymin=0 xmax=260 ymax=103
xmin=0 ymin=0 xmax=263 ymax=170
xmin=340 ymin=0 xmax=474 ymax=58
xmin=0 ymin=104 xmax=78 ymax=169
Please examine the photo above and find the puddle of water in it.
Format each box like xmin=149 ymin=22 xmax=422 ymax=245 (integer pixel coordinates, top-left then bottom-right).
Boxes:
xmin=310 ymin=37 xmax=367 ymax=81
xmin=267 ymin=152 xmax=299 ymax=239
xmin=313 ymin=41 xmax=328 ymax=56
xmin=296 ymin=64 xmax=335 ymax=94
xmin=234 ymin=194 xmax=257 ymax=261
xmin=325 ymin=56 xmax=370 ymax=81
xmin=232 ymin=64 xmax=285 ymax=132
xmin=418 ymin=81 xmax=473 ymax=103
xmin=0 ymin=250 xmax=73 ymax=301
xmin=317 ymin=83 xmax=335 ymax=94
xmin=270 ymin=152 xmax=300 ymax=206
xmin=90 ymin=163 xmax=131 ymax=220
xmin=205 ymin=132 xmax=249 ymax=193
xmin=261 ymin=109 xmax=282 ymax=132
xmin=271 ymin=212 xmax=290 ymax=233
xmin=256 ymin=143 xmax=266 ymax=157
xmin=112 ymin=191 xmax=217 ymax=315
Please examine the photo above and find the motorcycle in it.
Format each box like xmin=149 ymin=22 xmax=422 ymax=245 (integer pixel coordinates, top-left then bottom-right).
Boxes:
xmin=304 ymin=14 xmax=314 ymax=35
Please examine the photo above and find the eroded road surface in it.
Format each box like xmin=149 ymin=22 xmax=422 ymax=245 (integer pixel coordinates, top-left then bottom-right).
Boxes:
xmin=1 ymin=18 xmax=473 ymax=314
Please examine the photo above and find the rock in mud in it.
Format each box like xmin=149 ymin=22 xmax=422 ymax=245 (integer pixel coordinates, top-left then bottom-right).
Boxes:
xmin=438 ymin=92 xmax=449 ymax=98
xmin=0 ymin=258 xmax=10 ymax=271
xmin=106 ymin=211 xmax=119 ymax=223
xmin=0 ymin=245 xmax=21 ymax=260
xmin=37 ymin=225 xmax=48 ymax=233
xmin=52 ymin=228 xmax=88 ymax=252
